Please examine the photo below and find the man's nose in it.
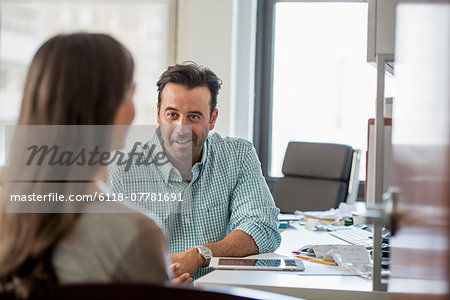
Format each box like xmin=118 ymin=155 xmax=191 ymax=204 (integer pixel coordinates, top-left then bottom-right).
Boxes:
xmin=175 ymin=117 xmax=191 ymax=136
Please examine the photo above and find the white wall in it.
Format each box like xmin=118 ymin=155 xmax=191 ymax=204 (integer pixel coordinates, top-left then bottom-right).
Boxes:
xmin=230 ymin=0 xmax=256 ymax=140
xmin=176 ymin=0 xmax=256 ymax=140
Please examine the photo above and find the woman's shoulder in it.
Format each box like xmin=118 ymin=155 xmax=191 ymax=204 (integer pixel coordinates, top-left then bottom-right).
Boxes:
xmin=76 ymin=210 xmax=162 ymax=243
xmin=53 ymin=211 xmax=166 ymax=283
xmin=82 ymin=182 xmax=163 ymax=237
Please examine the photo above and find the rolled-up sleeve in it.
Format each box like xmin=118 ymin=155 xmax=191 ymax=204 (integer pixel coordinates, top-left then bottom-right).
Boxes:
xmin=229 ymin=145 xmax=281 ymax=253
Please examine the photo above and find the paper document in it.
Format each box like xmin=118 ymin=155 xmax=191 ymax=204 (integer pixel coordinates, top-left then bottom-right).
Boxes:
xmin=295 ymin=202 xmax=356 ymax=220
xmin=335 ymin=245 xmax=371 ymax=265
xmin=297 ymin=244 xmax=372 ymax=279
xmin=311 ymin=244 xmax=370 ymax=264
xmin=312 ymin=245 xmax=341 ymax=259
xmin=305 ymin=218 xmax=319 ymax=231
xmin=278 ymin=213 xmax=303 ymax=221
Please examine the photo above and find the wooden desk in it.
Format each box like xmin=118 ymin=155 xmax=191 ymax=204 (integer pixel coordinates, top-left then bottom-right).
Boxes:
xmin=194 ymin=223 xmax=389 ymax=300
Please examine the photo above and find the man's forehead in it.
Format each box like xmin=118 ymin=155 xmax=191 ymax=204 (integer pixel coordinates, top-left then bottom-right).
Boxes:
xmin=162 ymin=82 xmax=210 ymax=95
xmin=160 ymin=83 xmax=211 ymax=108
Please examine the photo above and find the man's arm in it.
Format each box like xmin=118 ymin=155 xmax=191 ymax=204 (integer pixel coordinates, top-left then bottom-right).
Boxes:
xmin=172 ymin=143 xmax=280 ymax=278
xmin=205 ymin=229 xmax=258 ymax=256
xmin=227 ymin=144 xmax=281 ymax=253
xmin=171 ymin=230 xmax=258 ymax=277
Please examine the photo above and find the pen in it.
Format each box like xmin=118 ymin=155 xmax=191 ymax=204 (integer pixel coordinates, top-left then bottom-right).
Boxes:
xmin=295 ymin=255 xmax=337 ymax=266
xmin=292 ymin=251 xmax=301 ymax=255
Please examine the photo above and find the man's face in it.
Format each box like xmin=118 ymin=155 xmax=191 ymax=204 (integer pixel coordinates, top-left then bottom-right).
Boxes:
xmin=157 ymin=83 xmax=218 ymax=164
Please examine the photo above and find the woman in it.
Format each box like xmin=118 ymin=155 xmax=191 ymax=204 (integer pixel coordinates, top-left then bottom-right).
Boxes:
xmin=0 ymin=33 xmax=190 ymax=299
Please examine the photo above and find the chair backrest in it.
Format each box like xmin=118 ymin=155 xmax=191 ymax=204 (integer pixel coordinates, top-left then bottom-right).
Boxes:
xmin=19 ymin=283 xmax=302 ymax=300
xmin=44 ymin=283 xmax=250 ymax=300
xmin=273 ymin=141 xmax=354 ymax=212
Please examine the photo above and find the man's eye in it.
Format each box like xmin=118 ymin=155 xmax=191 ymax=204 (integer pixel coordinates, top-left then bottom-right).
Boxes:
xmin=168 ymin=113 xmax=178 ymax=118
xmin=190 ymin=115 xmax=200 ymax=120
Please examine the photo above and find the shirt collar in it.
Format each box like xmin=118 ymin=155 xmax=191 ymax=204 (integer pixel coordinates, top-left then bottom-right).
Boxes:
xmin=191 ymin=137 xmax=208 ymax=182
xmin=199 ymin=137 xmax=209 ymax=165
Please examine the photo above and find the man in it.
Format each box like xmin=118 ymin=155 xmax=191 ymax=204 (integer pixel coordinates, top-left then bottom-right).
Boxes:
xmin=109 ymin=62 xmax=281 ymax=280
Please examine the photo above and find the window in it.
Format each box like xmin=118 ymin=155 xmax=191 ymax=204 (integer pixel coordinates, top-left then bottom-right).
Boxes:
xmin=255 ymin=1 xmax=395 ymax=181
xmin=0 ymin=0 xmax=176 ymax=165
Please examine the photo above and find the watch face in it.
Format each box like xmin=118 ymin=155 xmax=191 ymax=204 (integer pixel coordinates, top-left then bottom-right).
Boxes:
xmin=198 ymin=246 xmax=212 ymax=257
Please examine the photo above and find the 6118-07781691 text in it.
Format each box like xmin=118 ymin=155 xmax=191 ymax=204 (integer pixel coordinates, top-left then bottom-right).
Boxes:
xmin=8 ymin=192 xmax=184 ymax=202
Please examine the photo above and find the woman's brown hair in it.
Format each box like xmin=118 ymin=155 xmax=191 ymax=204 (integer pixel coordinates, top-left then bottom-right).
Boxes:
xmin=0 ymin=33 xmax=134 ymax=298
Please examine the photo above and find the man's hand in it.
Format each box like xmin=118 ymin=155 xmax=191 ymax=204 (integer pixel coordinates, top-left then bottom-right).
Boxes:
xmin=170 ymin=231 xmax=258 ymax=280
xmin=170 ymin=247 xmax=204 ymax=278
xmin=169 ymin=263 xmax=192 ymax=286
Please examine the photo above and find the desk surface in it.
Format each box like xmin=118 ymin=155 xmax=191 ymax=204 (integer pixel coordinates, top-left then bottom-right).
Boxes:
xmin=195 ymin=223 xmax=389 ymax=300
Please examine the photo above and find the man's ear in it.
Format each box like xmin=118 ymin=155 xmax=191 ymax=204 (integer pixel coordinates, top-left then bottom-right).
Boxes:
xmin=209 ymin=109 xmax=219 ymax=130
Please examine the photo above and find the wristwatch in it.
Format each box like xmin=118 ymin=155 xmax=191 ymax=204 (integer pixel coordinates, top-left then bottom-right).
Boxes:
xmin=196 ymin=245 xmax=213 ymax=267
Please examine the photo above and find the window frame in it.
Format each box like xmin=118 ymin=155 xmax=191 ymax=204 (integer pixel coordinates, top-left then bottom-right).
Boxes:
xmin=0 ymin=0 xmax=177 ymax=167
xmin=253 ymin=0 xmax=366 ymax=194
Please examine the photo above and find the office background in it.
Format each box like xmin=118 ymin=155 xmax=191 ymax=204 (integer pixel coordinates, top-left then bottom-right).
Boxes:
xmin=0 ymin=0 xmax=449 ymax=298
xmin=1 ymin=0 xmax=390 ymax=189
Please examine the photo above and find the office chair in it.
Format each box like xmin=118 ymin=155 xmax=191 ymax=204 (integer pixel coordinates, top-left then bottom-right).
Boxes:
xmin=273 ymin=141 xmax=358 ymax=213
xmin=3 ymin=283 xmax=302 ymax=300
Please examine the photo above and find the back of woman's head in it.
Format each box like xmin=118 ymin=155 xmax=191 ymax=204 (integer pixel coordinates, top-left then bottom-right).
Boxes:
xmin=19 ymin=32 xmax=134 ymax=125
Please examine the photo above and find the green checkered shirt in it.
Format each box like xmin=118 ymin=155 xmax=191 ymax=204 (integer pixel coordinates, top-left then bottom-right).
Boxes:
xmin=109 ymin=130 xmax=281 ymax=265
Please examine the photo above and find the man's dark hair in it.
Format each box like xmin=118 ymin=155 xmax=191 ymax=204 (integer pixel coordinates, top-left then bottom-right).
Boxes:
xmin=156 ymin=62 xmax=222 ymax=116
